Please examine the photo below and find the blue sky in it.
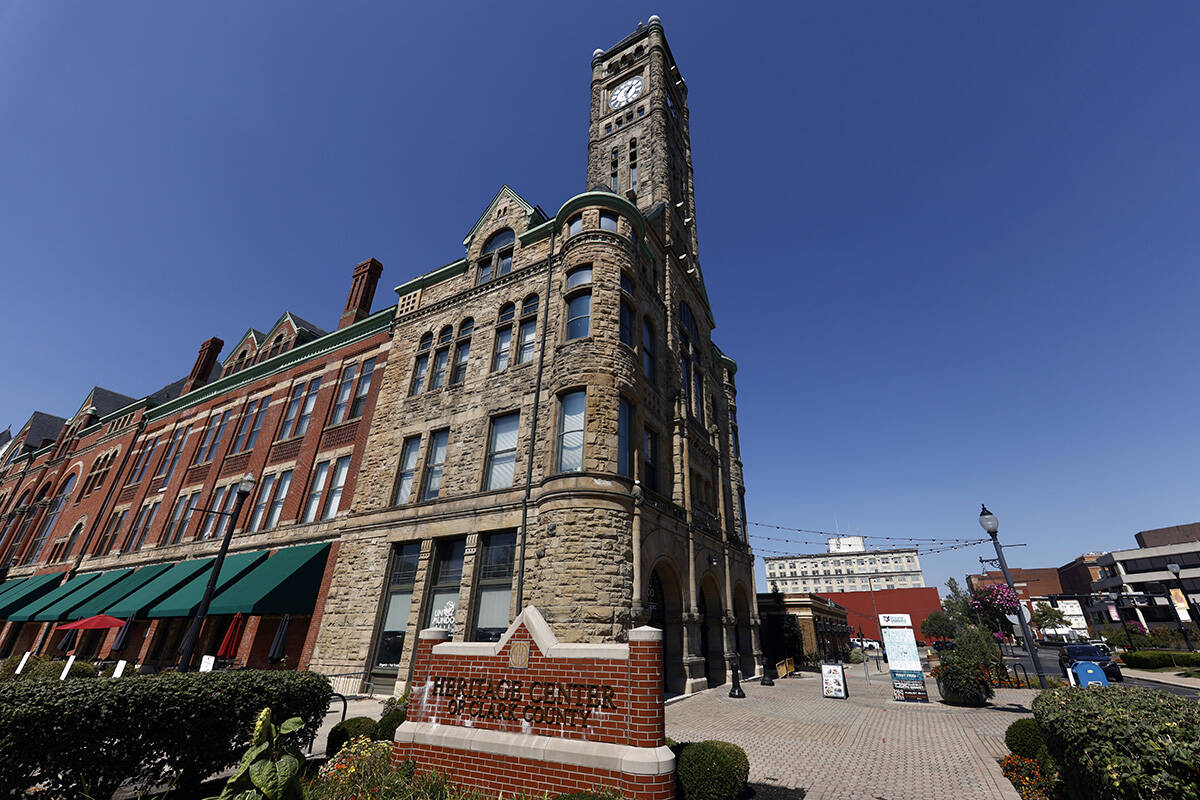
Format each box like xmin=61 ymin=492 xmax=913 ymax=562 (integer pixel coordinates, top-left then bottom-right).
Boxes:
xmin=2 ymin=2 xmax=1199 ymax=594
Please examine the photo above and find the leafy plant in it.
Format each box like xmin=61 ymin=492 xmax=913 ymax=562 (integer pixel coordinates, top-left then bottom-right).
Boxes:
xmin=920 ymin=611 xmax=956 ymax=641
xmin=0 ymin=653 xmax=98 ymax=682
xmin=208 ymin=707 xmax=306 ymax=800
xmin=675 ymin=740 xmax=749 ymax=800
xmin=305 ymin=738 xmax=411 ymax=800
xmin=845 ymin=647 xmax=864 ymax=664
xmin=1119 ymin=649 xmax=1200 ymax=669
xmin=326 ymin=716 xmax=378 ymax=757
xmin=1005 ymin=718 xmax=1046 ymax=760
xmin=1033 ymin=686 xmax=1200 ymax=800
xmin=1031 ymin=602 xmax=1068 ymax=632
xmin=942 ymin=624 xmax=1000 ymax=670
xmin=375 ymin=707 xmax=407 ymax=742
xmin=935 ymin=661 xmax=994 ymax=706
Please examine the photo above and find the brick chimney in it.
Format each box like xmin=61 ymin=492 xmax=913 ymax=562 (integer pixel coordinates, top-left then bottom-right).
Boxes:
xmin=182 ymin=337 xmax=224 ymax=394
xmin=338 ymin=258 xmax=383 ymax=330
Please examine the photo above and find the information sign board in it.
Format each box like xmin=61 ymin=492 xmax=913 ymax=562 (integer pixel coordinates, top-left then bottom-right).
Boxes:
xmin=879 ymin=616 xmax=928 ymax=703
xmin=821 ymin=662 xmax=848 ymax=699
xmin=889 ymin=669 xmax=929 ymax=702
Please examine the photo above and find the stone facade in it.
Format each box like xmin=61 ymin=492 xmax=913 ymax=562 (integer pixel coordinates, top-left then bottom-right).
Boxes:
xmin=310 ymin=17 xmax=758 ymax=696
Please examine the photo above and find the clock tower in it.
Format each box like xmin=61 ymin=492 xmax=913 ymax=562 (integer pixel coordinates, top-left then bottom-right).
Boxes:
xmin=588 ymin=16 xmax=699 ymax=268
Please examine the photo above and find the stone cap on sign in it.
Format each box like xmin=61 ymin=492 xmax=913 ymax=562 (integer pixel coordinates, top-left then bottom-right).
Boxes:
xmin=425 ymin=606 xmax=642 ymax=659
xmin=628 ymin=626 xmax=662 ymax=642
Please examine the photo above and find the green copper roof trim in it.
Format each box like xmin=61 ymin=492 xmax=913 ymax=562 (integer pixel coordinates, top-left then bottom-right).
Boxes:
xmin=713 ymin=344 xmax=738 ymax=374
xmin=554 ymin=191 xmax=646 ymax=240
xmin=393 ymin=259 xmax=469 ymax=297
xmin=462 ymin=185 xmax=542 ymax=248
xmin=144 ymin=305 xmax=395 ymax=423
xmin=519 ymin=219 xmax=554 ymax=247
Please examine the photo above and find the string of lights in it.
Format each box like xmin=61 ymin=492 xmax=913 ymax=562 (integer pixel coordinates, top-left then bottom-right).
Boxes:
xmin=748 ymin=529 xmax=990 ymax=555
xmin=750 ymin=520 xmax=979 ymax=545
xmin=750 ymin=538 xmax=990 ymax=558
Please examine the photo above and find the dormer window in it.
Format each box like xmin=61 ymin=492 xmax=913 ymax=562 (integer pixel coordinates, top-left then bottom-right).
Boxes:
xmin=476 ymin=229 xmax=515 ymax=285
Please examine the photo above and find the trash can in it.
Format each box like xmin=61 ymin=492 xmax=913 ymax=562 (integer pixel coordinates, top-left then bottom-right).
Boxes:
xmin=1070 ymin=661 xmax=1109 ymax=688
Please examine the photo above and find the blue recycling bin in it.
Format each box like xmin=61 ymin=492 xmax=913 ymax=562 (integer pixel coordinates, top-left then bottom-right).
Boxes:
xmin=1071 ymin=661 xmax=1109 ymax=688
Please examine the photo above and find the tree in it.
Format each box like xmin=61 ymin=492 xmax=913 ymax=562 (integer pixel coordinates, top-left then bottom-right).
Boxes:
xmin=1031 ymin=602 xmax=1068 ymax=632
xmin=942 ymin=577 xmax=977 ymax=627
xmin=921 ymin=611 xmax=956 ymax=641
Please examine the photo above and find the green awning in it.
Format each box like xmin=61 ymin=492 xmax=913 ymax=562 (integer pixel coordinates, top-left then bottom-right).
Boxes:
xmin=147 ymin=551 xmax=269 ymax=618
xmin=7 ymin=572 xmax=102 ymax=622
xmin=105 ymin=559 xmax=214 ymax=619
xmin=0 ymin=577 xmax=26 ymax=602
xmin=0 ymin=574 xmax=62 ymax=618
xmin=70 ymin=563 xmax=172 ymax=620
xmin=32 ymin=568 xmax=135 ymax=622
xmin=208 ymin=543 xmax=331 ymax=616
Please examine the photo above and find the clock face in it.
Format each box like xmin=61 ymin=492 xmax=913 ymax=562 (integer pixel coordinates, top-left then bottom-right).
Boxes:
xmin=608 ymin=76 xmax=645 ymax=111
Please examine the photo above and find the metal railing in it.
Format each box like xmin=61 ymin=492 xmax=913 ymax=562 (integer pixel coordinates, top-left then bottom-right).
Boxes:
xmin=323 ymin=670 xmax=375 ymax=697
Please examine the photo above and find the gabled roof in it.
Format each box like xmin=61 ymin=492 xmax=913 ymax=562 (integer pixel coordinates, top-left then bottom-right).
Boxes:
xmin=260 ymin=312 xmax=327 ymax=348
xmin=462 ymin=185 xmax=546 ymax=249
xmin=286 ymin=313 xmax=327 ymax=339
xmin=81 ymin=387 xmax=136 ymax=419
xmin=22 ymin=412 xmax=67 ymax=451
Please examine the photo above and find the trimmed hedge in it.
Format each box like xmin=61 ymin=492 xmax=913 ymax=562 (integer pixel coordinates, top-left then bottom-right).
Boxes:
xmin=1119 ymin=649 xmax=1200 ymax=669
xmin=327 ymin=715 xmax=378 ymax=756
xmin=675 ymin=740 xmax=750 ymax=800
xmin=375 ymin=707 xmax=407 ymax=741
xmin=0 ymin=668 xmax=330 ymax=800
xmin=1004 ymin=718 xmax=1045 ymax=760
xmin=0 ymin=653 xmax=98 ymax=682
xmin=1033 ymin=686 xmax=1200 ymax=800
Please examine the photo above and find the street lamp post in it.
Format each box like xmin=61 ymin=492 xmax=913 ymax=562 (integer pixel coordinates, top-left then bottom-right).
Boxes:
xmin=1166 ymin=563 xmax=1199 ymax=652
xmin=978 ymin=505 xmax=1048 ymax=689
xmin=177 ymin=473 xmax=256 ymax=670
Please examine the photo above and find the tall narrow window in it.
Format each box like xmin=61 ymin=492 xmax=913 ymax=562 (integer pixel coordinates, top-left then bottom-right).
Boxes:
xmin=430 ymin=326 xmax=452 ymax=390
xmin=642 ymin=318 xmax=656 ymax=383
xmin=424 ymin=538 xmax=466 ymax=635
xmin=129 ymin=435 xmax=161 ymax=483
xmin=484 ymin=413 xmax=519 ymax=490
xmin=127 ymin=500 xmax=160 ymax=551
xmin=642 ymin=428 xmax=659 ymax=494
xmin=330 ymin=363 xmax=358 ymax=424
xmin=450 ymin=321 xmax=472 ymax=385
xmin=156 ymin=427 xmax=191 ymax=486
xmin=471 ymin=531 xmax=516 ymax=641
xmin=568 ymin=215 xmax=583 ymax=236
xmin=247 ymin=473 xmax=277 ymax=532
xmin=195 ymin=410 xmax=232 ymax=463
xmin=263 ymin=470 xmax=292 ymax=531
xmin=200 ymin=485 xmax=228 ymax=539
xmin=349 ymin=357 xmax=376 ymax=418
xmin=410 ymin=333 xmax=434 ymax=395
xmin=292 ymin=379 xmax=322 ymax=437
xmin=610 ymin=147 xmax=619 ymax=192
xmin=692 ymin=369 xmax=705 ymax=425
xmin=164 ymin=492 xmax=192 ymax=544
xmin=393 ymin=436 xmax=422 ymax=505
xmin=302 ymin=461 xmax=331 ymax=523
xmin=420 ymin=429 xmax=449 ymax=501
xmin=517 ymin=295 xmax=538 ymax=364
xmin=477 ymin=229 xmax=515 ymax=285
xmin=322 ymin=455 xmax=351 ymax=520
xmin=492 ymin=304 xmax=514 ymax=372
xmin=618 ymin=397 xmax=632 ymax=477
xmin=620 ymin=301 xmax=635 ymax=346
xmin=232 ymin=398 xmax=269 ymax=452
xmin=26 ymin=475 xmax=76 ymax=563
xmin=375 ymin=542 xmax=420 ymax=666
xmin=169 ymin=492 xmax=201 ymax=545
xmin=94 ymin=510 xmax=127 ymax=555
xmin=629 ymin=138 xmax=638 ymax=193
xmin=557 ymin=390 xmax=586 ymax=473
xmin=213 ymin=483 xmax=240 ymax=538
xmin=277 ymin=384 xmax=304 ymax=439
xmin=565 ymin=267 xmax=592 ymax=341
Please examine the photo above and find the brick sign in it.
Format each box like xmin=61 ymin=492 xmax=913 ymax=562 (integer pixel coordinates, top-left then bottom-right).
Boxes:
xmin=393 ymin=607 xmax=674 ymax=800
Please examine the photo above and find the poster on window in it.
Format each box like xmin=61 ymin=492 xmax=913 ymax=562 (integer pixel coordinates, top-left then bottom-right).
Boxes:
xmin=1170 ymin=588 xmax=1191 ymax=622
xmin=821 ymin=662 xmax=848 ymax=699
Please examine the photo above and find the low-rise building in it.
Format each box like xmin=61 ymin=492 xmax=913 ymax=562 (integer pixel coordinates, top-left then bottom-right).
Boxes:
xmin=764 ymin=537 xmax=925 ymax=595
xmin=757 ymin=591 xmax=851 ymax=663
xmin=1090 ymin=540 xmax=1200 ymax=632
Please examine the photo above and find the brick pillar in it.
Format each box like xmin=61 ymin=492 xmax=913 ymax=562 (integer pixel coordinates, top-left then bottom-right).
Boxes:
xmin=299 ymin=541 xmax=340 ymax=670
xmin=409 ymin=627 xmax=448 ymax=701
xmin=236 ymin=616 xmax=263 ymax=665
xmin=136 ymin=620 xmax=163 ymax=664
xmin=627 ymin=626 xmax=665 ymax=748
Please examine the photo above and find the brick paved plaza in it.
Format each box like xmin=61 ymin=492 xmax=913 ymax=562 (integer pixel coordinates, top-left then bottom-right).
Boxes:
xmin=666 ymin=669 xmax=1028 ymax=800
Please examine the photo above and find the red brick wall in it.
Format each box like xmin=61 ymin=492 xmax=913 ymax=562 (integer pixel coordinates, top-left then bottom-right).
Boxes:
xmin=834 ymin=587 xmax=943 ymax=642
xmin=393 ymin=611 xmax=672 ymax=800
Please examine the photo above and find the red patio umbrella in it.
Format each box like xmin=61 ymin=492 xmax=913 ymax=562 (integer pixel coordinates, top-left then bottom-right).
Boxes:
xmin=56 ymin=614 xmax=126 ymax=631
xmin=217 ymin=612 xmax=245 ymax=659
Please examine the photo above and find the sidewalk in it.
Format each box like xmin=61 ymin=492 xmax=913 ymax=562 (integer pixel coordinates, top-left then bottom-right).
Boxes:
xmin=666 ymin=670 xmax=1026 ymax=800
xmin=1120 ymin=666 xmax=1200 ymax=690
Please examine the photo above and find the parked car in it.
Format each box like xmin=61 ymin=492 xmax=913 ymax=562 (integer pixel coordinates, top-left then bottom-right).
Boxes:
xmin=851 ymin=637 xmax=880 ymax=650
xmin=931 ymin=640 xmax=956 ymax=652
xmin=1058 ymin=643 xmax=1123 ymax=682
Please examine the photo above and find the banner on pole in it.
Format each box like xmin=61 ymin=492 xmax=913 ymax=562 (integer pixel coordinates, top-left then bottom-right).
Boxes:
xmin=1170 ymin=588 xmax=1191 ymax=622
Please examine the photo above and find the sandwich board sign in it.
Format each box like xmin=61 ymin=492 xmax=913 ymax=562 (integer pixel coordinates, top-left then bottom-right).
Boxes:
xmin=879 ymin=614 xmax=928 ymax=703
xmin=821 ymin=662 xmax=848 ymax=698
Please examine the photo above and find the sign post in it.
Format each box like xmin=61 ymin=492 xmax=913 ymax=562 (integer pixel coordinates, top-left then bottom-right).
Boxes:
xmin=879 ymin=613 xmax=928 ymax=703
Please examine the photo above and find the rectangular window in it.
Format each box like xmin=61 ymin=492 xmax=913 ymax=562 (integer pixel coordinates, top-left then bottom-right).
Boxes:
xmin=642 ymin=320 xmax=656 ymax=383
xmin=393 ymin=436 xmax=422 ymax=505
xmin=450 ymin=343 xmax=469 ymax=385
xmin=163 ymin=492 xmax=192 ymax=544
xmin=200 ymin=485 xmax=228 ymax=539
xmin=264 ymin=470 xmax=292 ymax=530
xmin=302 ymin=461 xmax=330 ymax=523
xmin=568 ymin=215 xmax=582 ymax=236
xmin=693 ymin=369 xmax=705 ymax=424
xmin=618 ymin=398 xmax=632 ymax=477
xmin=195 ymin=410 xmax=233 ymax=463
xmin=375 ymin=542 xmax=421 ymax=666
xmin=156 ymin=426 xmax=192 ymax=486
xmin=619 ymin=301 xmax=634 ymax=346
xmin=349 ymin=357 xmax=376 ymax=418
xmin=213 ymin=483 xmax=239 ymax=538
xmin=128 ymin=436 xmax=160 ymax=484
xmin=168 ymin=492 xmax=201 ymax=545
xmin=322 ymin=455 xmax=351 ymax=520
xmin=471 ymin=531 xmax=517 ymax=641
xmin=410 ymin=352 xmax=430 ymax=395
xmin=279 ymin=379 xmax=321 ymax=439
xmin=94 ymin=510 xmax=127 ymax=555
xmin=566 ymin=292 xmax=591 ymax=340
xmin=516 ymin=319 xmax=536 ymax=364
xmin=420 ymin=429 xmax=449 ymax=501
xmin=424 ymin=538 xmax=466 ymax=635
xmin=330 ymin=363 xmax=358 ymax=424
xmin=127 ymin=500 xmax=160 ymax=551
xmin=484 ymin=413 xmax=519 ymax=491
xmin=430 ymin=348 xmax=450 ymax=389
xmin=557 ymin=391 xmax=585 ymax=473
xmin=642 ymin=428 xmax=659 ymax=494
xmin=599 ymin=211 xmax=619 ymax=232
xmin=232 ymin=398 xmax=269 ymax=453
xmin=247 ymin=473 xmax=277 ymax=532
xmin=630 ymin=165 xmax=638 ymax=193
xmin=492 ymin=327 xmax=512 ymax=371
xmin=293 ymin=379 xmax=321 ymax=437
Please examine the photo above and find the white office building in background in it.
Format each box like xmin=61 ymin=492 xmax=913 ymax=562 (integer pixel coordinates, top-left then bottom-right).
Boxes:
xmin=764 ymin=538 xmax=927 ymax=594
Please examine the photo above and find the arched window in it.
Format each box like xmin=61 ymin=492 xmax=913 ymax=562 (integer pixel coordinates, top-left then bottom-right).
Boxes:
xmin=477 ymin=229 xmax=515 ymax=285
xmin=565 ymin=267 xmax=593 ymax=340
xmin=62 ymin=522 xmax=85 ymax=560
xmin=450 ymin=318 xmax=473 ymax=385
xmin=492 ymin=304 xmax=516 ymax=372
xmin=26 ymin=474 xmax=76 ymax=564
xmin=0 ymin=490 xmax=31 ymax=556
xmin=410 ymin=332 xmax=434 ymax=396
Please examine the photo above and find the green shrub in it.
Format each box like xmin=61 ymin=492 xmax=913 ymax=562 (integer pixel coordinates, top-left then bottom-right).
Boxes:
xmin=846 ymin=647 xmax=864 ymax=664
xmin=0 ymin=653 xmax=98 ymax=682
xmin=0 ymin=668 xmax=330 ymax=799
xmin=675 ymin=740 xmax=749 ymax=800
xmin=1120 ymin=649 xmax=1200 ymax=669
xmin=381 ymin=687 xmax=410 ymax=716
xmin=1033 ymin=686 xmax=1200 ymax=800
xmin=944 ymin=624 xmax=1000 ymax=669
xmin=1004 ymin=718 xmax=1046 ymax=760
xmin=326 ymin=716 xmax=378 ymax=757
xmin=935 ymin=661 xmax=994 ymax=706
xmin=375 ymin=707 xmax=407 ymax=741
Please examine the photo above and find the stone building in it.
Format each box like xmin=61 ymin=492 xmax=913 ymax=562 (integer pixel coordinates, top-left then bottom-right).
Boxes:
xmin=310 ymin=17 xmax=757 ymax=696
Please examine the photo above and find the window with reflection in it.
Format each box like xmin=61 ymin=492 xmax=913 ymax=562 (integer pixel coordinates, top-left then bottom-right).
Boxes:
xmin=424 ymin=538 xmax=466 ymax=636
xmin=477 ymin=229 xmax=515 ymax=285
xmin=375 ymin=542 xmax=421 ymax=666
xmin=471 ymin=531 xmax=516 ymax=641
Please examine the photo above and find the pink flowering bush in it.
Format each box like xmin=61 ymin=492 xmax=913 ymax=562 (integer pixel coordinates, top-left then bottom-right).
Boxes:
xmin=993 ymin=631 xmax=1006 ymax=644
xmin=970 ymin=584 xmax=1020 ymax=618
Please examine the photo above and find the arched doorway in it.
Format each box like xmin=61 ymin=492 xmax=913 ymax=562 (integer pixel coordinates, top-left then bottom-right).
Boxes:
xmin=733 ymin=584 xmax=754 ymax=679
xmin=698 ymin=575 xmax=726 ymax=687
xmin=646 ymin=562 xmax=686 ymax=696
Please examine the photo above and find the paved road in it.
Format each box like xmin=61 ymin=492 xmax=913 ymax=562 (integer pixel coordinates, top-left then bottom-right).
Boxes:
xmin=1000 ymin=646 xmax=1200 ymax=699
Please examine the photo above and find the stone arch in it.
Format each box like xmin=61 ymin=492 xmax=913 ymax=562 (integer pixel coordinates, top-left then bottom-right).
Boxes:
xmin=646 ymin=558 xmax=685 ymax=696
xmin=697 ymin=572 xmax=726 ymax=687
xmin=732 ymin=582 xmax=754 ymax=679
